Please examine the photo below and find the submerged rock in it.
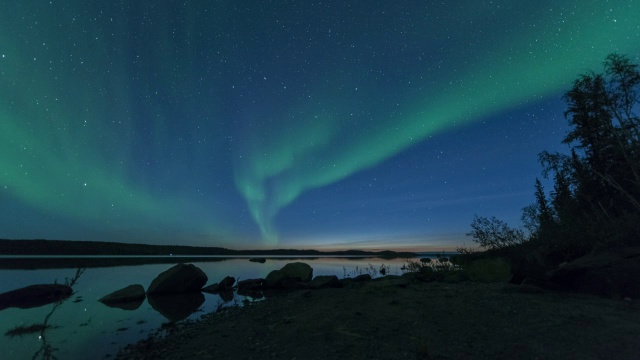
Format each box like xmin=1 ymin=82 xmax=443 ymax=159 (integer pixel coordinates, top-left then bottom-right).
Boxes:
xmin=0 ymin=284 xmax=72 ymax=311
xmin=147 ymin=263 xmax=208 ymax=295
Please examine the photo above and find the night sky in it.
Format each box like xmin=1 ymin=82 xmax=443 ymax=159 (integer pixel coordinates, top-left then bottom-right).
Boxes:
xmin=1 ymin=1 xmax=639 ymax=251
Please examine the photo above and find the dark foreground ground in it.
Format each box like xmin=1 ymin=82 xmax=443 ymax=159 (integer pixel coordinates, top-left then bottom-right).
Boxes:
xmin=115 ymin=279 xmax=640 ymax=360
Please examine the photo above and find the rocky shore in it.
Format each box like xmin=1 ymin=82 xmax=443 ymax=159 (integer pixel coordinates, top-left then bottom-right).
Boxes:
xmin=115 ymin=277 xmax=640 ymax=360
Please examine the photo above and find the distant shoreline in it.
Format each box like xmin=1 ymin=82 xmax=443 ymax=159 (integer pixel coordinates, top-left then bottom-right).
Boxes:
xmin=0 ymin=239 xmax=420 ymax=258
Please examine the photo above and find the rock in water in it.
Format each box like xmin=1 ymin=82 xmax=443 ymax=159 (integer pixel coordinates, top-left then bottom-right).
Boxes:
xmin=99 ymin=284 xmax=146 ymax=304
xmin=147 ymin=263 xmax=208 ymax=295
xmin=249 ymin=258 xmax=266 ymax=263
xmin=0 ymin=284 xmax=72 ymax=311
xmin=218 ymin=276 xmax=236 ymax=290
xmin=264 ymin=262 xmax=313 ymax=288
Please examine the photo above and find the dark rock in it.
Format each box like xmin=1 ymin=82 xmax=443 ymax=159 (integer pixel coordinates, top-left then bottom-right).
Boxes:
xmin=264 ymin=270 xmax=285 ymax=288
xmin=147 ymin=292 xmax=205 ymax=322
xmin=249 ymin=258 xmax=266 ymax=263
xmin=218 ymin=276 xmax=236 ymax=290
xmin=102 ymin=299 xmax=144 ymax=311
xmin=99 ymin=284 xmax=145 ymax=306
xmin=281 ymin=278 xmax=310 ymax=290
xmin=264 ymin=262 xmax=313 ymax=288
xmin=0 ymin=284 xmax=72 ymax=311
xmin=310 ymin=275 xmax=342 ymax=289
xmin=546 ymin=247 xmax=640 ymax=298
xmin=420 ymin=258 xmax=432 ymax=263
xmin=237 ymin=278 xmax=264 ymax=290
xmin=280 ymin=262 xmax=313 ymax=282
xmin=147 ymin=263 xmax=208 ymax=295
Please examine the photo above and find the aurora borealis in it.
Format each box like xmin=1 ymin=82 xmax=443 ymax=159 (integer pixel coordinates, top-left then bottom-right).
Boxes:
xmin=1 ymin=1 xmax=639 ymax=250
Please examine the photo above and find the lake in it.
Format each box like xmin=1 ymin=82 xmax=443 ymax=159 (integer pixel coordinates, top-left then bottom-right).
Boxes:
xmin=0 ymin=254 xmax=448 ymax=359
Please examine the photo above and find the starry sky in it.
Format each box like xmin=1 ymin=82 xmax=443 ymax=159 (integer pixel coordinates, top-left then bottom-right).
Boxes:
xmin=1 ymin=1 xmax=639 ymax=251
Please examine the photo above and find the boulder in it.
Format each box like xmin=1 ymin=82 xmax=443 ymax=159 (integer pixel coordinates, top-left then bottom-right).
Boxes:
xmin=311 ymin=275 xmax=342 ymax=289
xmin=264 ymin=262 xmax=313 ymax=288
xmin=218 ymin=276 xmax=236 ymax=290
xmin=546 ymin=247 xmax=640 ymax=298
xmin=281 ymin=278 xmax=310 ymax=290
xmin=264 ymin=270 xmax=285 ymax=288
xmin=147 ymin=263 xmax=208 ymax=295
xmin=249 ymin=258 xmax=266 ymax=263
xmin=0 ymin=284 xmax=72 ymax=310
xmin=281 ymin=262 xmax=313 ymax=282
xmin=99 ymin=284 xmax=145 ymax=304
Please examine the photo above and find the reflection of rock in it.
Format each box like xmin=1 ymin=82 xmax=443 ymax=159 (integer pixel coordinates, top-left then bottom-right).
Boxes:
xmin=147 ymin=292 xmax=205 ymax=322
xmin=0 ymin=284 xmax=72 ymax=311
xmin=99 ymin=284 xmax=145 ymax=305
xmin=147 ymin=263 xmax=208 ymax=295
xmin=249 ymin=258 xmax=266 ymax=263
xmin=218 ymin=289 xmax=234 ymax=302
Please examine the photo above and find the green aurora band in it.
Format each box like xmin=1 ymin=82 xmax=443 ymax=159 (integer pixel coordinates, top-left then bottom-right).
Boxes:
xmin=0 ymin=1 xmax=638 ymax=245
xmin=233 ymin=2 xmax=640 ymax=244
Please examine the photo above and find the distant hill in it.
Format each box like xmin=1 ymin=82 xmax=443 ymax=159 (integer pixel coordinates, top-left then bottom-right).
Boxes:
xmin=0 ymin=239 xmax=417 ymax=258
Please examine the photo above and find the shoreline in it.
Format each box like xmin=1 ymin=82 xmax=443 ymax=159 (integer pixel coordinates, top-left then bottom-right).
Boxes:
xmin=115 ymin=278 xmax=640 ymax=360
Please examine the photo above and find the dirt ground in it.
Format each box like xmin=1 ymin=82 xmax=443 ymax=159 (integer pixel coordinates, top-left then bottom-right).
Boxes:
xmin=115 ymin=278 xmax=640 ymax=360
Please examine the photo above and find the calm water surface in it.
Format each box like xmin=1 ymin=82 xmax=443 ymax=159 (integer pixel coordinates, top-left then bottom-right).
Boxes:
xmin=0 ymin=256 xmax=439 ymax=359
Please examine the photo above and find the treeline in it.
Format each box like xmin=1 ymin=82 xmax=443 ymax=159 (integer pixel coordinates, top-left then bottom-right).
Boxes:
xmin=0 ymin=239 xmax=417 ymax=258
xmin=468 ymin=54 xmax=640 ymax=264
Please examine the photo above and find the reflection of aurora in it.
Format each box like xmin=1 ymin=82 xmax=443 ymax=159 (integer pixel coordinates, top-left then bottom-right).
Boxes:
xmin=1 ymin=1 xmax=639 ymax=245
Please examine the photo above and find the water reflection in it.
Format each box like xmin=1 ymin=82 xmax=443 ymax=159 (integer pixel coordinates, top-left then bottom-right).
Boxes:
xmin=0 ymin=255 xmax=447 ymax=359
xmin=147 ymin=292 xmax=205 ymax=322
xmin=3 ymin=268 xmax=85 ymax=360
